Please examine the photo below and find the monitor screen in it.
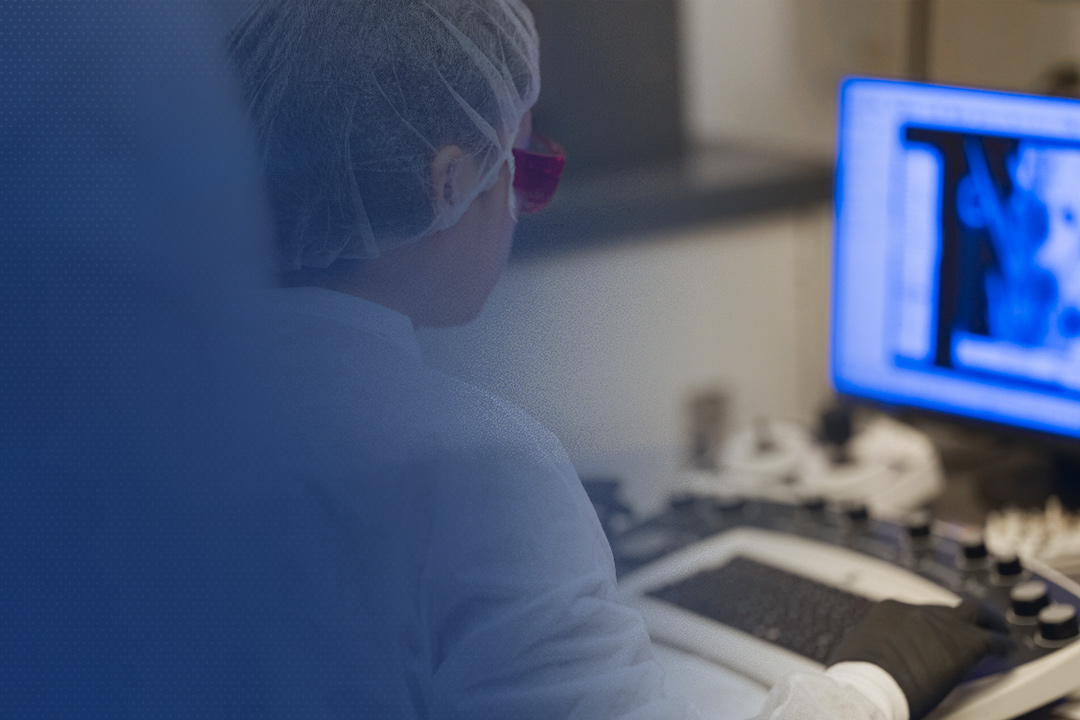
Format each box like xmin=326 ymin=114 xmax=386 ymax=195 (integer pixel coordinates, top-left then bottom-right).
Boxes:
xmin=832 ymin=77 xmax=1080 ymax=440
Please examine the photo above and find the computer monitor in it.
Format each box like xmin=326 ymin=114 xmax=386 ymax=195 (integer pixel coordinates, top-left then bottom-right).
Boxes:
xmin=832 ymin=77 xmax=1080 ymax=441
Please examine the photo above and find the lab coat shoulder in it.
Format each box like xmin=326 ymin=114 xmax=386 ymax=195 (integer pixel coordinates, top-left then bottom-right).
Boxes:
xmin=418 ymin=366 xmax=585 ymax=499
xmin=258 ymin=299 xmax=686 ymax=719
xmin=413 ymin=371 xmax=691 ymax=720
xmin=415 ymin=362 xmax=615 ymax=595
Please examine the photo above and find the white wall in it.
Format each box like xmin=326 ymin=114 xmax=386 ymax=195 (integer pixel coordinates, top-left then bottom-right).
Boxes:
xmin=680 ymin=0 xmax=908 ymax=157
xmin=418 ymin=209 xmax=834 ymax=510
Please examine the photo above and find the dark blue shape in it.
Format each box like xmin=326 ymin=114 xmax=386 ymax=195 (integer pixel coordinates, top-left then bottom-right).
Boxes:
xmin=1059 ymin=307 xmax=1080 ymax=339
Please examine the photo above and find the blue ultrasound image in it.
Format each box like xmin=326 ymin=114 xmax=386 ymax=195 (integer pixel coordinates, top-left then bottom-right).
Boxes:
xmin=899 ymin=127 xmax=1080 ymax=393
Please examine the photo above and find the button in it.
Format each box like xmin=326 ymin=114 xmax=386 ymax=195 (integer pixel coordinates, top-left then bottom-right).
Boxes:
xmin=995 ymin=555 xmax=1023 ymax=579
xmin=956 ymin=530 xmax=990 ymax=570
xmin=1038 ymin=604 xmax=1079 ymax=643
xmin=844 ymin=503 xmax=870 ymax=524
xmin=961 ymin=531 xmax=988 ymax=561
xmin=906 ymin=513 xmax=932 ymax=540
xmin=800 ymin=496 xmax=826 ymax=513
xmin=1010 ymin=581 xmax=1051 ymax=623
xmin=904 ymin=512 xmax=934 ymax=553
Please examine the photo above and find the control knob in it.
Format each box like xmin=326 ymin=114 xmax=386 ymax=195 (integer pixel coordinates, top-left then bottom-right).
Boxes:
xmin=903 ymin=512 xmax=934 ymax=554
xmin=844 ymin=503 xmax=870 ymax=524
xmin=993 ymin=555 xmax=1024 ymax=584
xmin=959 ymin=530 xmax=989 ymax=568
xmin=905 ymin=513 xmax=932 ymax=540
xmin=1010 ymin=581 xmax=1051 ymax=623
xmin=1038 ymin=604 xmax=1079 ymax=644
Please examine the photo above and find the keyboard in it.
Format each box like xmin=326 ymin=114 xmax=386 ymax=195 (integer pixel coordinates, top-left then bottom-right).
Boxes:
xmin=616 ymin=496 xmax=1080 ymax=720
xmin=648 ymin=556 xmax=873 ymax=664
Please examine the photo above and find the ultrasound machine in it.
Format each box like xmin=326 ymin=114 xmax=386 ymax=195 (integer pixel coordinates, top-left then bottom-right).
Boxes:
xmin=613 ymin=78 xmax=1080 ymax=720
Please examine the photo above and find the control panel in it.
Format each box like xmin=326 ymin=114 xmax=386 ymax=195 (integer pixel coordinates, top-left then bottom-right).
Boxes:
xmin=615 ymin=496 xmax=1080 ymax=720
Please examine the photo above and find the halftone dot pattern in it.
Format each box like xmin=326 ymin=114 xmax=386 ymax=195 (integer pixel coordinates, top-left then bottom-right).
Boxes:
xmin=0 ymin=0 xmax=136 ymax=446
xmin=5 ymin=2 xmax=267 ymax=717
xmin=2 ymin=2 xmax=529 ymax=717
xmin=3 ymin=1 xmax=418 ymax=716
xmin=3 ymin=2 xmax=175 ymax=716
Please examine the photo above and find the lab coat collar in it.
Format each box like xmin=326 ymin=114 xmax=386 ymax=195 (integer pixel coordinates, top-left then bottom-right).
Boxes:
xmin=268 ymin=286 xmax=422 ymax=360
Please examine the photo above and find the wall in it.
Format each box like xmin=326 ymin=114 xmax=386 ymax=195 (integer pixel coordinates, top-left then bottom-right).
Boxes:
xmin=680 ymin=0 xmax=1080 ymax=157
xmin=418 ymin=208 xmax=834 ymax=511
xmin=931 ymin=0 xmax=1080 ymax=93
xmin=680 ymin=0 xmax=909 ymax=157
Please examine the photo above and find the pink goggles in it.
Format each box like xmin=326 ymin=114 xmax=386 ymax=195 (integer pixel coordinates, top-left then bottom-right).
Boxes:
xmin=512 ymin=135 xmax=565 ymax=215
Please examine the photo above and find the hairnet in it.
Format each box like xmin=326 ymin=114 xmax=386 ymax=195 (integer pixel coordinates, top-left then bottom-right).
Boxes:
xmin=228 ymin=0 xmax=540 ymax=270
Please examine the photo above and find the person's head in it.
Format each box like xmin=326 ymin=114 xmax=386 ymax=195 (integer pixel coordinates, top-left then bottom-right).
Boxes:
xmin=228 ymin=0 xmax=540 ymax=325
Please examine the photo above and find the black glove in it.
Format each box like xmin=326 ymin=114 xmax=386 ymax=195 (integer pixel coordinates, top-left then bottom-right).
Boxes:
xmin=828 ymin=599 xmax=1014 ymax=720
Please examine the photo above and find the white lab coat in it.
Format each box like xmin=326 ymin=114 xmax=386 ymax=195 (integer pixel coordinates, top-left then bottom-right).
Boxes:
xmin=257 ymin=287 xmax=906 ymax=720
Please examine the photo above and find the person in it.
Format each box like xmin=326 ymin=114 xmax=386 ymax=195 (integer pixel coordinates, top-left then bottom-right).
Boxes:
xmin=225 ymin=1 xmax=1011 ymax=718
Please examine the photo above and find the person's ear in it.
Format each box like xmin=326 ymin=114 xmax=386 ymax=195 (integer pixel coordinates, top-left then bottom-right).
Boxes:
xmin=430 ymin=145 xmax=465 ymax=215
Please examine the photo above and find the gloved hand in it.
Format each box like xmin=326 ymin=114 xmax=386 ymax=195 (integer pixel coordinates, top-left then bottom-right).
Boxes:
xmin=828 ymin=599 xmax=1014 ymax=720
